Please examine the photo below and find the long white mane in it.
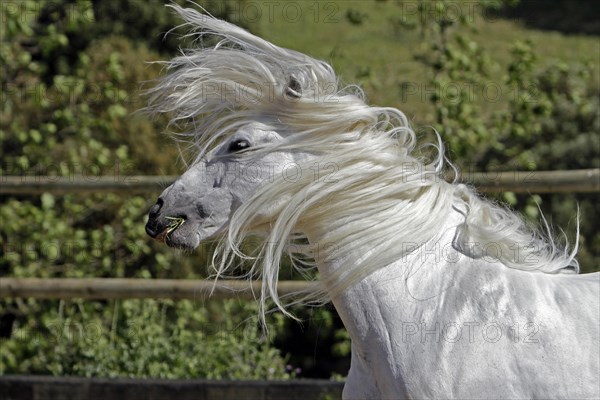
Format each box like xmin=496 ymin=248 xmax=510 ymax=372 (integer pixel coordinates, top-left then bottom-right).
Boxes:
xmin=148 ymin=5 xmax=579 ymax=319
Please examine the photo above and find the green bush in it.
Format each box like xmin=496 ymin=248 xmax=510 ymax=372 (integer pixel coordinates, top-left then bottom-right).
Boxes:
xmin=0 ymin=0 xmax=290 ymax=379
xmin=1 ymin=298 xmax=288 ymax=379
xmin=401 ymin=0 xmax=599 ymax=271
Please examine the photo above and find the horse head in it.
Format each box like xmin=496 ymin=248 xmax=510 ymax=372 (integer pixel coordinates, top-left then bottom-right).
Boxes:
xmin=145 ymin=122 xmax=307 ymax=249
xmin=143 ymin=5 xmax=409 ymax=255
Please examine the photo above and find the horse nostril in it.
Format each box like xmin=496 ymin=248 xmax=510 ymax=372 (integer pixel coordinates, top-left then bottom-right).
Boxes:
xmin=149 ymin=198 xmax=163 ymax=217
xmin=145 ymin=223 xmax=158 ymax=238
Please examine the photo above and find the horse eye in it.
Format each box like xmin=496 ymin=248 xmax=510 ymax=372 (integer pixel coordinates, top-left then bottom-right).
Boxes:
xmin=228 ymin=139 xmax=251 ymax=153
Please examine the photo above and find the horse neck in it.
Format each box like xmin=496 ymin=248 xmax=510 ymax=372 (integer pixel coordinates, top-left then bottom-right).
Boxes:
xmin=304 ymin=205 xmax=467 ymax=375
xmin=303 ymin=188 xmax=467 ymax=291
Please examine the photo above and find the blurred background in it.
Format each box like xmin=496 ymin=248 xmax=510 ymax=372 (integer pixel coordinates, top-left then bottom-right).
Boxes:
xmin=1 ymin=0 xmax=598 ymax=380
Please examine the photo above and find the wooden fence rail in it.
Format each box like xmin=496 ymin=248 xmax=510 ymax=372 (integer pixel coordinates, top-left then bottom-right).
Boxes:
xmin=0 ymin=375 xmax=344 ymax=400
xmin=0 ymin=278 xmax=314 ymax=301
xmin=1 ymin=169 xmax=599 ymax=194
xmin=1 ymin=169 xmax=598 ymax=301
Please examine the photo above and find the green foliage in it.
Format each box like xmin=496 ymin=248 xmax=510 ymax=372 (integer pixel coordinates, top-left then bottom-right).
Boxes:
xmin=1 ymin=299 xmax=288 ymax=379
xmin=412 ymin=1 xmax=493 ymax=160
xmin=400 ymin=0 xmax=599 ymax=271
xmin=0 ymin=0 xmax=288 ymax=379
xmin=345 ymin=9 xmax=368 ymax=26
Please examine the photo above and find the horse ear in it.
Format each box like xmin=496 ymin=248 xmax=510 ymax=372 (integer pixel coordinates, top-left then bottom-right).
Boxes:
xmin=285 ymin=76 xmax=302 ymax=99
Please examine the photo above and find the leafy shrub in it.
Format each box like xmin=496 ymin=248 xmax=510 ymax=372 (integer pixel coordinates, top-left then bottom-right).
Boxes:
xmin=401 ymin=0 xmax=599 ymax=271
xmin=1 ymin=298 xmax=288 ymax=379
xmin=0 ymin=0 xmax=289 ymax=379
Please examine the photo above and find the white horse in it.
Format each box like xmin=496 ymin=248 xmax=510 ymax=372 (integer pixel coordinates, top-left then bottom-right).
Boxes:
xmin=145 ymin=5 xmax=600 ymax=399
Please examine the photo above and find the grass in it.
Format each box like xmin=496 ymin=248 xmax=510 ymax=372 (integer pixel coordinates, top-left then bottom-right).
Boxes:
xmin=249 ymin=0 xmax=599 ymax=125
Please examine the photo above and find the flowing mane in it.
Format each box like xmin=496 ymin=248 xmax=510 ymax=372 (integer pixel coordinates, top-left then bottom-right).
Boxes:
xmin=147 ymin=5 xmax=579 ymax=319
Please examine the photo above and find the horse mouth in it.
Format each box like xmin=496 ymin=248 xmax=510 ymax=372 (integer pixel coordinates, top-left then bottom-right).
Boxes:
xmin=150 ymin=215 xmax=218 ymax=250
xmin=154 ymin=228 xmax=170 ymax=243
xmin=154 ymin=216 xmax=186 ymax=244
xmin=158 ymin=218 xmax=210 ymax=250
